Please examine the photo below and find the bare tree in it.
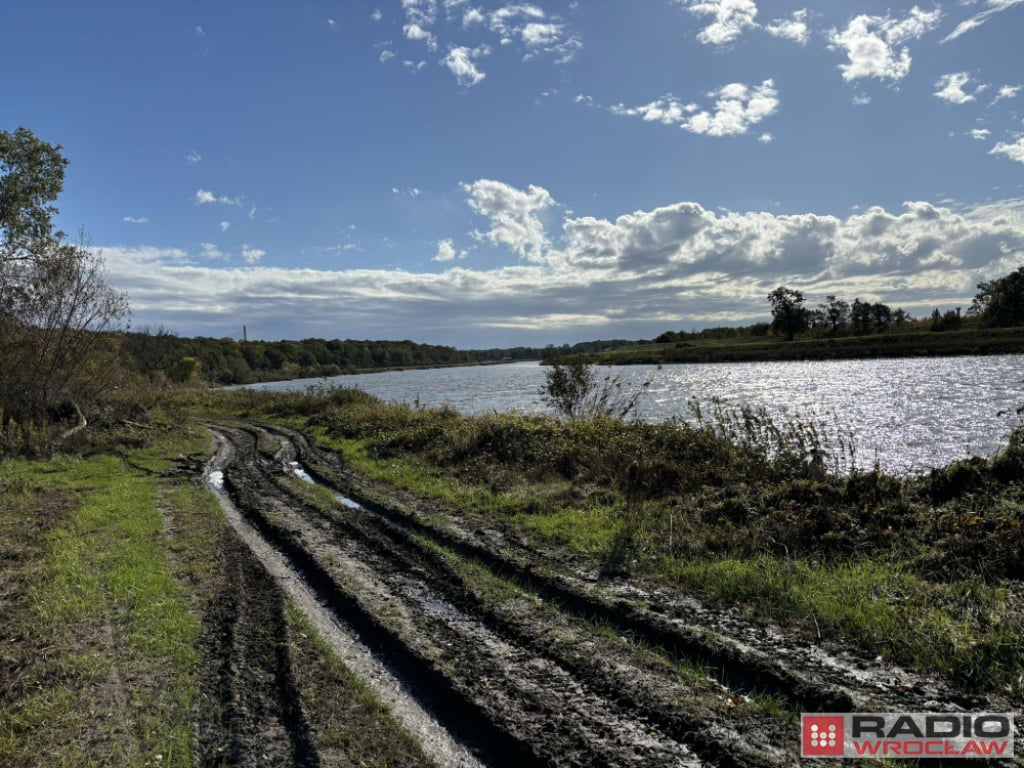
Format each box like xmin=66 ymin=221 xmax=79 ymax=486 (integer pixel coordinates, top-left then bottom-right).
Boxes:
xmin=1 ymin=233 xmax=129 ymax=448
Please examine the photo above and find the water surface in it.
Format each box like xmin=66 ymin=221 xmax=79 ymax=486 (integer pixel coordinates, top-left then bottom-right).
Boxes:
xmin=246 ymin=356 xmax=1024 ymax=474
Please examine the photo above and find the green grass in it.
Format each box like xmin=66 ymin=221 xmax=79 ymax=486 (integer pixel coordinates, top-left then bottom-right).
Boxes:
xmin=0 ymin=426 xmax=216 ymax=768
xmin=660 ymin=556 xmax=1023 ymax=691
xmin=285 ymin=604 xmax=438 ymax=767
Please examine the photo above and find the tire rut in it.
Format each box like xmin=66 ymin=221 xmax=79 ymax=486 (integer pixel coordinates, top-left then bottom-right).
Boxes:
xmin=218 ymin=424 xmax=712 ymax=767
xmin=257 ymin=420 xmax=1009 ymax=717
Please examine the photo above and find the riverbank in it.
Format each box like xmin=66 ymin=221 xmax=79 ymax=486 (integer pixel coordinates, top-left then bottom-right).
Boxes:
xmin=3 ymin=385 xmax=1022 ymax=764
xmin=190 ymin=386 xmax=1024 ymax=692
xmin=552 ymin=325 xmax=1024 ymax=366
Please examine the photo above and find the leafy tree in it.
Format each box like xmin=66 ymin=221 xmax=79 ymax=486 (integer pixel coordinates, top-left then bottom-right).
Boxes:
xmin=819 ymin=295 xmax=850 ymax=333
xmin=541 ymin=361 xmax=646 ymax=421
xmin=850 ymin=298 xmax=872 ymax=334
xmin=869 ymin=302 xmax=892 ymax=332
xmin=970 ymin=267 xmax=1024 ymax=327
xmin=0 ymin=126 xmax=68 ymax=261
xmin=0 ymin=128 xmax=128 ymax=450
xmin=766 ymin=286 xmax=806 ymax=341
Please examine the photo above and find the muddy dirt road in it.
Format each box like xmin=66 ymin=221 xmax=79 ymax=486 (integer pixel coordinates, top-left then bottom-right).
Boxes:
xmin=201 ymin=419 xmax=1015 ymax=767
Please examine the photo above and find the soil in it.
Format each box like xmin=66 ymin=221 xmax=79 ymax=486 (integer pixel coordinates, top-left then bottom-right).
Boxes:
xmin=196 ymin=419 xmax=1021 ymax=767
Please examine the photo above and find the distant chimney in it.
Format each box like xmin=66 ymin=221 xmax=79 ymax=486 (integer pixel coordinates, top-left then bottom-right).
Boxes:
xmin=243 ymin=324 xmax=247 ymax=342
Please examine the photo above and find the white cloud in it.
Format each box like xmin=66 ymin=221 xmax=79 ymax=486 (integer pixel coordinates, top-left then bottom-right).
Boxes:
xmin=679 ymin=0 xmax=759 ymax=46
xmin=403 ymin=59 xmax=427 ymax=72
xmin=327 ymin=18 xmax=337 ymax=30
xmin=971 ymin=128 xmax=992 ymax=140
xmin=828 ymin=7 xmax=942 ymax=81
xmin=991 ymin=137 xmax=1024 ymax=164
xmin=942 ymin=0 xmax=1024 ymax=42
xmin=195 ymin=188 xmax=244 ymax=207
xmin=433 ymin=239 xmax=457 ymax=261
xmin=199 ymin=242 xmax=227 ymax=261
xmin=993 ymin=84 xmax=1022 ymax=103
xmin=123 ymin=216 xmax=149 ymax=224
xmin=462 ymin=179 xmax=555 ymax=262
xmin=241 ymin=245 xmax=265 ymax=265
xmin=463 ymin=7 xmax=486 ymax=26
xmin=195 ymin=25 xmax=206 ymax=38
xmin=401 ymin=0 xmax=439 ymax=49
xmin=186 ymin=150 xmax=202 ymax=165
xmin=220 ymin=220 xmax=231 ymax=232
xmin=101 ymin=195 xmax=1024 ymax=344
xmin=371 ymin=9 xmax=383 ymax=21
xmin=574 ymin=93 xmax=594 ymax=106
xmin=443 ymin=45 xmax=490 ymax=86
xmin=404 ymin=23 xmax=438 ymax=50
xmin=521 ymin=22 xmax=562 ymax=46
xmin=853 ymin=93 xmax=872 ymax=106
xmin=612 ymin=80 xmax=778 ymax=137
xmin=935 ymin=72 xmax=984 ymax=104
xmin=765 ymin=8 xmax=809 ymax=45
xmin=758 ymin=132 xmax=774 ymax=143
xmin=380 ymin=49 xmax=396 ymax=62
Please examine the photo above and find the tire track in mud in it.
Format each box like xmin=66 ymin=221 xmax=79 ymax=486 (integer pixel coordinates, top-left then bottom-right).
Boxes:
xmin=258 ymin=421 xmax=1010 ymax=719
xmin=208 ymin=420 xmax=1015 ymax=767
xmin=195 ymin=514 xmax=320 ymax=767
xmin=215 ymin=424 xmax=714 ymax=767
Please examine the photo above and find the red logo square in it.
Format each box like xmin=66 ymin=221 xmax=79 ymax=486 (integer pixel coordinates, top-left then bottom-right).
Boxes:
xmin=802 ymin=715 xmax=845 ymax=757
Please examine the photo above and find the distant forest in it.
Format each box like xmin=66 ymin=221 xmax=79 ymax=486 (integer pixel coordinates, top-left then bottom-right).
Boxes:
xmin=121 ymin=331 xmax=637 ymax=384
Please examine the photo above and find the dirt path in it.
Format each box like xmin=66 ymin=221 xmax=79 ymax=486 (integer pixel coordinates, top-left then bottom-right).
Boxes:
xmin=202 ymin=419 xmax=1016 ymax=767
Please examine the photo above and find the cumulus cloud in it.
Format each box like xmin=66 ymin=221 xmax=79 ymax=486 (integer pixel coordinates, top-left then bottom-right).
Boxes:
xmin=942 ymin=0 xmax=1024 ymax=43
xmin=463 ymin=7 xmax=486 ymax=26
xmin=195 ymin=188 xmax=243 ymax=207
xmin=371 ymin=9 xmax=382 ymax=21
xmin=828 ymin=7 xmax=942 ymax=81
xmin=970 ymin=128 xmax=992 ymax=140
xmin=462 ymin=179 xmax=555 ymax=262
xmin=443 ymin=44 xmax=490 ymax=86
xmin=101 ymin=193 xmax=1024 ymax=344
xmin=380 ymin=49 xmax=396 ymax=62
xmin=764 ymin=8 xmax=809 ymax=45
xmin=993 ymin=84 xmax=1021 ymax=103
xmin=678 ymin=0 xmax=759 ymax=46
xmin=403 ymin=22 xmax=438 ymax=50
xmin=991 ymin=137 xmax=1024 ymax=164
xmin=433 ymin=239 xmax=457 ymax=262
xmin=241 ymin=245 xmax=265 ymax=265
xmin=934 ymin=72 xmax=985 ymax=104
xmin=186 ymin=150 xmax=202 ymax=164
xmin=123 ymin=216 xmax=149 ymax=224
xmin=220 ymin=220 xmax=231 ymax=232
xmin=612 ymin=80 xmax=779 ymax=137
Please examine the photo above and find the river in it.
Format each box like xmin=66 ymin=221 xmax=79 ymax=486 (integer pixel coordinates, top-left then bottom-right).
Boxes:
xmin=243 ymin=355 xmax=1024 ymax=475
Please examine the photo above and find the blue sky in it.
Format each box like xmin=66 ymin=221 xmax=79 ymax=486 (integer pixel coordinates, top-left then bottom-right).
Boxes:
xmin=4 ymin=1 xmax=1024 ymax=346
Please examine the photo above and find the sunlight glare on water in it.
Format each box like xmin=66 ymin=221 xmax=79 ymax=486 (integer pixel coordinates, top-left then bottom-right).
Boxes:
xmin=245 ymin=356 xmax=1024 ymax=474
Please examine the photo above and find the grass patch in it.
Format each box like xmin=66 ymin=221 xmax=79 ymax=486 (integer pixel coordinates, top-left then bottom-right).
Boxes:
xmin=661 ymin=556 xmax=1023 ymax=691
xmin=0 ymin=426 xmax=216 ymax=768
xmin=285 ymin=604 xmax=437 ymax=767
